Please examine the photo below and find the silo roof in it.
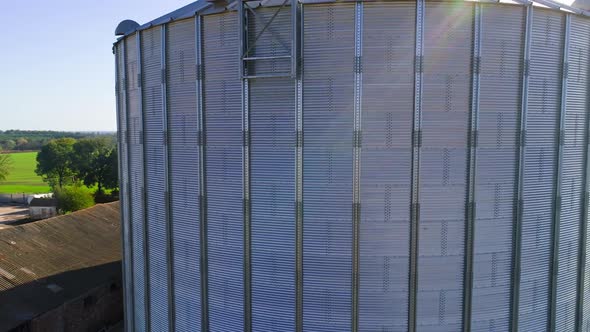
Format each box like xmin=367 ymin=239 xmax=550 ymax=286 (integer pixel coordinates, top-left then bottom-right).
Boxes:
xmin=115 ymin=0 xmax=590 ymax=43
xmin=136 ymin=1 xmax=211 ymax=29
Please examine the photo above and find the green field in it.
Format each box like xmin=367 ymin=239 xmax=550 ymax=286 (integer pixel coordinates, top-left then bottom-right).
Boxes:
xmin=0 ymin=152 xmax=50 ymax=194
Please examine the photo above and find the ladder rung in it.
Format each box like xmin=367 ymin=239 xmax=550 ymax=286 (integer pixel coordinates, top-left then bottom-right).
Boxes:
xmin=243 ymin=55 xmax=292 ymax=61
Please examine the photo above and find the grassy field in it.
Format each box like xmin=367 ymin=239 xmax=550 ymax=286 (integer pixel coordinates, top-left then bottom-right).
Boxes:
xmin=0 ymin=152 xmax=50 ymax=194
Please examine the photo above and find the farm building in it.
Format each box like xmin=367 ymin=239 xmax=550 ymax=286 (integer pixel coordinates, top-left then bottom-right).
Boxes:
xmin=0 ymin=202 xmax=122 ymax=331
xmin=115 ymin=0 xmax=590 ymax=331
xmin=28 ymin=197 xmax=57 ymax=220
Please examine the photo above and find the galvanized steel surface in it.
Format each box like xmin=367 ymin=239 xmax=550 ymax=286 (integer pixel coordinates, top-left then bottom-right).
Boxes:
xmin=114 ymin=1 xmax=590 ymax=331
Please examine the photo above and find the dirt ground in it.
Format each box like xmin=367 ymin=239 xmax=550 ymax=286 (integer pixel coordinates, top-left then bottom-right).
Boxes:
xmin=0 ymin=203 xmax=29 ymax=229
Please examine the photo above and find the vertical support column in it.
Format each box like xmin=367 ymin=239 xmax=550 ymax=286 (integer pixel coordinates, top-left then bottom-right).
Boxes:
xmin=463 ymin=3 xmax=482 ymax=331
xmin=295 ymin=3 xmax=304 ymax=332
xmin=576 ymin=25 xmax=590 ymax=330
xmin=195 ymin=15 xmax=210 ymax=332
xmin=549 ymin=13 xmax=570 ymax=332
xmin=351 ymin=2 xmax=363 ymax=332
xmin=115 ymin=42 xmax=135 ymax=332
xmin=510 ymin=5 xmax=533 ymax=332
xmin=409 ymin=1 xmax=424 ymax=331
xmin=291 ymin=0 xmax=299 ymax=78
xmin=136 ymin=31 xmax=152 ymax=332
xmin=239 ymin=3 xmax=252 ymax=331
xmin=160 ymin=24 xmax=175 ymax=332
xmin=239 ymin=2 xmax=246 ymax=80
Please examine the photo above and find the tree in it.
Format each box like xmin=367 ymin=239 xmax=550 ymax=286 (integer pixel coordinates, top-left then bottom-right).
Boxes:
xmin=0 ymin=154 xmax=13 ymax=182
xmin=71 ymin=137 xmax=118 ymax=193
xmin=36 ymin=138 xmax=76 ymax=188
xmin=54 ymin=184 xmax=94 ymax=213
xmin=2 ymin=140 xmax=16 ymax=151
xmin=15 ymin=138 xmax=28 ymax=151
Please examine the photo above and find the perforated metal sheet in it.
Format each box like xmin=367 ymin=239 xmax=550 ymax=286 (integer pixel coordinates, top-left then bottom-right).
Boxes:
xmin=115 ymin=42 xmax=134 ymax=332
xmin=203 ymin=12 xmax=245 ymax=332
xmin=565 ymin=15 xmax=590 ymax=332
xmin=140 ymin=26 xmax=171 ymax=332
xmin=416 ymin=3 xmax=472 ymax=331
xmin=358 ymin=2 xmax=414 ymax=331
xmin=166 ymin=18 xmax=202 ymax=332
xmin=302 ymin=4 xmax=354 ymax=331
xmin=517 ymin=8 xmax=564 ymax=331
xmin=124 ymin=33 xmax=148 ymax=332
xmin=245 ymin=10 xmax=297 ymax=329
xmin=470 ymin=5 xmax=525 ymax=331
xmin=249 ymin=77 xmax=296 ymax=330
xmin=554 ymin=14 xmax=587 ymax=332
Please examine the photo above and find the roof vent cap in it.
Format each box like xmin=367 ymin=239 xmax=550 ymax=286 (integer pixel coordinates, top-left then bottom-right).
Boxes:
xmin=573 ymin=0 xmax=590 ymax=11
xmin=115 ymin=20 xmax=140 ymax=36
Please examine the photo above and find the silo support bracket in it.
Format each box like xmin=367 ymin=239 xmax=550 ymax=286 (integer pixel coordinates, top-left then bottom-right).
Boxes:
xmin=296 ymin=130 xmax=303 ymax=148
xmin=463 ymin=4 xmax=481 ymax=330
xmin=239 ymin=0 xmax=299 ymax=78
xmin=511 ymin=5 xmax=533 ymax=330
xmin=195 ymin=15 xmax=210 ymax=331
xmin=577 ymin=191 xmax=590 ymax=330
xmin=549 ymin=15 xmax=570 ymax=331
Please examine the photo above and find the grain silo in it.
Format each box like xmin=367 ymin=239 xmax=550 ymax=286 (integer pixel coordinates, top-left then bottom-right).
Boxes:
xmin=114 ymin=0 xmax=590 ymax=330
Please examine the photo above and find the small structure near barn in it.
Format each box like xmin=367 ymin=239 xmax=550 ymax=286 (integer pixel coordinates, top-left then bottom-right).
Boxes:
xmin=29 ymin=198 xmax=58 ymax=220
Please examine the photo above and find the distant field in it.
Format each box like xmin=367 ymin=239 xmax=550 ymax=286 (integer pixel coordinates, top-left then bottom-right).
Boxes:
xmin=0 ymin=152 xmax=50 ymax=194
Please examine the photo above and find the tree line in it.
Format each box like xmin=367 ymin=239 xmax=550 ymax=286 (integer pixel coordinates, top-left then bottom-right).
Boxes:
xmin=36 ymin=137 xmax=119 ymax=193
xmin=35 ymin=137 xmax=119 ymax=213
xmin=0 ymin=130 xmax=115 ymax=152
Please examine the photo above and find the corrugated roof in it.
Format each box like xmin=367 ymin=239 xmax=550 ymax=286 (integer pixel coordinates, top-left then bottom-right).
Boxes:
xmin=29 ymin=198 xmax=57 ymax=207
xmin=0 ymin=202 xmax=121 ymax=330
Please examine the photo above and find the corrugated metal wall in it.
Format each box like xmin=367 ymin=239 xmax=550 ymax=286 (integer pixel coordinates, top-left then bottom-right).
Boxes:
xmin=202 ymin=12 xmax=245 ymax=332
xmin=166 ymin=19 xmax=202 ymax=332
xmin=359 ymin=2 xmax=414 ymax=330
xmin=570 ymin=15 xmax=590 ymax=332
xmin=247 ymin=7 xmax=297 ymax=331
xmin=302 ymin=4 xmax=354 ymax=331
xmin=471 ymin=4 xmax=524 ymax=331
xmin=140 ymin=26 xmax=171 ymax=332
xmin=556 ymin=13 xmax=587 ymax=332
xmin=123 ymin=33 xmax=148 ymax=332
xmin=115 ymin=41 xmax=134 ymax=332
xmin=518 ymin=8 xmax=564 ymax=331
xmin=114 ymin=2 xmax=590 ymax=331
xmin=417 ymin=3 xmax=472 ymax=331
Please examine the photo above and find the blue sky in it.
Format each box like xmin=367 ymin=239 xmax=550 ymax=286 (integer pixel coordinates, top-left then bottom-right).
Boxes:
xmin=0 ymin=0 xmax=577 ymax=131
xmin=0 ymin=0 xmax=193 ymax=132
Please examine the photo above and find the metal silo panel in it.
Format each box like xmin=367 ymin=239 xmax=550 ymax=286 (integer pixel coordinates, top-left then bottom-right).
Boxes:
xmin=566 ymin=15 xmax=590 ymax=332
xmin=166 ymin=18 xmax=202 ymax=332
xmin=125 ymin=33 xmax=147 ymax=331
xmin=245 ymin=8 xmax=296 ymax=330
xmin=358 ymin=2 xmax=414 ymax=330
xmin=203 ymin=12 xmax=245 ymax=331
xmin=115 ymin=42 xmax=134 ymax=332
xmin=417 ymin=3 xmax=472 ymax=331
xmin=141 ymin=26 xmax=170 ymax=331
xmin=249 ymin=77 xmax=296 ymax=330
xmin=555 ymin=14 xmax=585 ymax=332
xmin=470 ymin=5 xmax=524 ymax=331
xmin=302 ymin=4 xmax=354 ymax=331
xmin=518 ymin=8 xmax=564 ymax=331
